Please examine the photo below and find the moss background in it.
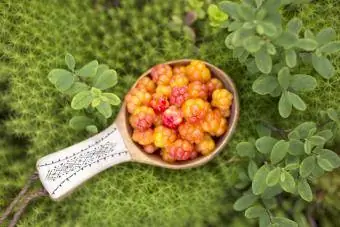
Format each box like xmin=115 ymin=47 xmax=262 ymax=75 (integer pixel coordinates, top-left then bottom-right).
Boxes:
xmin=0 ymin=0 xmax=339 ymax=226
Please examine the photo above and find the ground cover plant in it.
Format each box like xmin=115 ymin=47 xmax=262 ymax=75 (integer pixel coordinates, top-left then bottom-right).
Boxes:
xmin=1 ymin=0 xmax=340 ymax=226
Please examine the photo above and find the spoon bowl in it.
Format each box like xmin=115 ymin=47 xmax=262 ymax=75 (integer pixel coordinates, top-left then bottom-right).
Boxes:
xmin=36 ymin=59 xmax=240 ymax=200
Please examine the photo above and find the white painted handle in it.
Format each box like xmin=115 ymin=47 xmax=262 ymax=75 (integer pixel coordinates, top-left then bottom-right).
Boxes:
xmin=36 ymin=124 xmax=132 ymax=200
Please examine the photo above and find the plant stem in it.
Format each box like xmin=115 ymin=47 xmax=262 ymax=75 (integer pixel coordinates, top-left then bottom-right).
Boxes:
xmin=260 ymin=120 xmax=289 ymax=139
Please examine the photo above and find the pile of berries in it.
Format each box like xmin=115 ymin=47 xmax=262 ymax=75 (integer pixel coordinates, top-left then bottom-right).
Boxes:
xmin=126 ymin=60 xmax=233 ymax=163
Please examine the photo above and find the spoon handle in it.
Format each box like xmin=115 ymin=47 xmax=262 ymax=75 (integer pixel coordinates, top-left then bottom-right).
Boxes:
xmin=36 ymin=124 xmax=132 ymax=201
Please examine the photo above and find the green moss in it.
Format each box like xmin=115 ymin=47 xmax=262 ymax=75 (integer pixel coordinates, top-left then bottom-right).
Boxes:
xmin=1 ymin=0 xmax=340 ymax=226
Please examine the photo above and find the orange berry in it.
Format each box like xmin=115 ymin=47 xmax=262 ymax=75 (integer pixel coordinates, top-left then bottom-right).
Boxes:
xmin=154 ymin=126 xmax=177 ymax=148
xmin=132 ymin=128 xmax=154 ymax=146
xmin=202 ymin=109 xmax=228 ymax=136
xmin=136 ymin=76 xmax=156 ymax=93
xmin=161 ymin=148 xmax=175 ymax=163
xmin=154 ymin=114 xmax=163 ymax=126
xmin=129 ymin=106 xmax=155 ymax=131
xmin=163 ymin=139 xmax=197 ymax=161
xmin=211 ymin=89 xmax=233 ymax=117
xmin=170 ymin=86 xmax=189 ymax=107
xmin=162 ymin=106 xmax=183 ymax=129
xmin=182 ymin=98 xmax=210 ymax=123
xmin=156 ymin=85 xmax=172 ymax=97
xmin=187 ymin=81 xmax=208 ymax=100
xmin=151 ymin=64 xmax=172 ymax=85
xmin=195 ymin=134 xmax=216 ymax=156
xmin=207 ymin=78 xmax=223 ymax=96
xmin=172 ymin=65 xmax=186 ymax=76
xmin=125 ymin=88 xmax=152 ymax=114
xmin=178 ymin=122 xmax=204 ymax=144
xmin=150 ymin=93 xmax=169 ymax=113
xmin=186 ymin=60 xmax=211 ymax=83
xmin=143 ymin=144 xmax=158 ymax=154
xmin=170 ymin=74 xmax=189 ymax=88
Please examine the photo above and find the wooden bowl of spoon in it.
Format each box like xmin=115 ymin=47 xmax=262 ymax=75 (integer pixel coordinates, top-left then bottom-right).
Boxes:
xmin=36 ymin=59 xmax=239 ymax=200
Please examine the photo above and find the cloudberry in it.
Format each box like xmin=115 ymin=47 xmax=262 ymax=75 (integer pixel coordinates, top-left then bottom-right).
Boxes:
xmin=162 ymin=106 xmax=183 ymax=129
xmin=150 ymin=93 xmax=169 ymax=113
xmin=188 ymin=81 xmax=208 ymax=100
xmin=172 ymin=65 xmax=186 ymax=76
xmin=136 ymin=76 xmax=156 ymax=93
xmin=182 ymin=98 xmax=210 ymax=123
xmin=144 ymin=144 xmax=158 ymax=154
xmin=154 ymin=126 xmax=177 ymax=148
xmin=170 ymin=86 xmax=189 ymax=107
xmin=202 ymin=109 xmax=228 ymax=136
xmin=132 ymin=128 xmax=154 ymax=146
xmin=151 ymin=64 xmax=172 ymax=85
xmin=125 ymin=88 xmax=152 ymax=114
xmin=129 ymin=106 xmax=155 ymax=131
xmin=163 ymin=139 xmax=197 ymax=162
xmin=154 ymin=114 xmax=163 ymax=126
xmin=207 ymin=78 xmax=223 ymax=96
xmin=186 ymin=60 xmax=211 ymax=83
xmin=196 ymin=134 xmax=216 ymax=156
xmin=155 ymin=85 xmax=172 ymax=97
xmin=211 ymin=89 xmax=233 ymax=117
xmin=178 ymin=122 xmax=204 ymax=144
xmin=170 ymin=74 xmax=189 ymax=88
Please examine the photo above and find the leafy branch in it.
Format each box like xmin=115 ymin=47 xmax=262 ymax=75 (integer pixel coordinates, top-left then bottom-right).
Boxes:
xmin=48 ymin=53 xmax=121 ymax=134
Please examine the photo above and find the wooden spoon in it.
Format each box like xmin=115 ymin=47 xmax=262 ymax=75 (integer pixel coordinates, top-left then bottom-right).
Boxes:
xmin=36 ymin=59 xmax=240 ymax=201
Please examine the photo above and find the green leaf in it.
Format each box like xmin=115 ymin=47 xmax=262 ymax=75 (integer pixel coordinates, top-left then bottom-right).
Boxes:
xmin=285 ymin=49 xmax=297 ymax=68
xmin=252 ymin=76 xmax=278 ymax=95
xmin=304 ymin=140 xmax=312 ymax=154
xmin=233 ymin=193 xmax=258 ymax=211
xmin=289 ymin=74 xmax=317 ymax=92
xmin=278 ymin=92 xmax=292 ymax=118
xmin=316 ymin=28 xmax=336 ymax=45
xmin=232 ymin=28 xmax=255 ymax=47
xmin=252 ymin=165 xmax=270 ymax=195
xmin=288 ymin=139 xmax=305 ymax=156
xmin=275 ymin=31 xmax=298 ymax=49
xmin=255 ymin=48 xmax=272 ymax=74
xmin=91 ymin=87 xmax=102 ymax=96
xmin=256 ymin=8 xmax=267 ymax=20
xmin=69 ymin=116 xmax=93 ymax=131
xmin=272 ymin=217 xmax=298 ymax=227
xmin=255 ymin=136 xmax=278 ymax=154
xmin=319 ymin=41 xmax=340 ymax=54
xmin=298 ymin=179 xmax=313 ymax=202
xmin=271 ymin=140 xmax=289 ymax=164
xmin=245 ymin=205 xmax=266 ymax=219
xmin=296 ymin=39 xmax=318 ymax=51
xmin=309 ymin=136 xmax=326 ymax=146
xmin=219 ymin=1 xmax=241 ymax=20
xmin=287 ymin=18 xmax=302 ymax=34
xmin=86 ymin=125 xmax=98 ymax=134
xmin=65 ymin=53 xmax=75 ymax=71
xmin=248 ymin=161 xmax=258 ymax=180
xmin=48 ymin=69 xmax=75 ymax=92
xmin=317 ymin=157 xmax=334 ymax=171
xmin=237 ymin=5 xmax=255 ymax=21
xmin=236 ymin=142 xmax=256 ymax=158
xmin=327 ymin=108 xmax=339 ymax=122
xmin=96 ymin=102 xmax=112 ymax=118
xmin=102 ymin=93 xmax=121 ymax=106
xmin=280 ymin=170 xmax=296 ymax=193
xmin=256 ymin=124 xmax=271 ymax=137
xmin=316 ymin=130 xmax=333 ymax=141
xmin=318 ymin=149 xmax=340 ymax=168
xmin=289 ymin=122 xmax=316 ymax=140
xmin=312 ymin=54 xmax=335 ymax=79
xmin=71 ymin=90 xmax=93 ymax=110
xmin=64 ymin=82 xmax=89 ymax=96
xmin=285 ymin=163 xmax=299 ymax=171
xmin=266 ymin=167 xmax=280 ymax=187
xmin=259 ymin=212 xmax=271 ymax=227
xmin=287 ymin=92 xmax=306 ymax=111
xmin=78 ymin=60 xmax=99 ymax=78
xmin=257 ymin=21 xmax=277 ymax=37
xmin=91 ymin=98 xmax=101 ymax=108
xmin=243 ymin=36 xmax=264 ymax=53
xmin=304 ymin=29 xmax=315 ymax=40
xmin=225 ymin=33 xmax=235 ymax=49
xmin=96 ymin=64 xmax=110 ymax=78
xmin=255 ymin=0 xmax=264 ymax=8
xmin=266 ymin=43 xmax=277 ymax=55
xmin=261 ymin=185 xmax=282 ymax=199
xmin=278 ymin=67 xmax=290 ymax=89
xmin=300 ymin=156 xmax=316 ymax=177
xmin=94 ymin=69 xmax=118 ymax=90
xmin=228 ymin=21 xmax=243 ymax=32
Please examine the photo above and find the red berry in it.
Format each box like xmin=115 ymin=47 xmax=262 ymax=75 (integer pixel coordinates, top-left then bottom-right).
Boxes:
xmin=162 ymin=139 xmax=197 ymax=162
xmin=150 ymin=94 xmax=170 ymax=113
xmin=178 ymin=122 xmax=204 ymax=144
xmin=151 ymin=64 xmax=172 ymax=85
xmin=182 ymin=98 xmax=210 ymax=123
xmin=129 ymin=106 xmax=155 ymax=131
xmin=162 ymin=106 xmax=183 ymax=129
xmin=170 ymin=86 xmax=189 ymax=107
xmin=132 ymin=128 xmax=154 ymax=146
xmin=188 ymin=81 xmax=208 ymax=100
